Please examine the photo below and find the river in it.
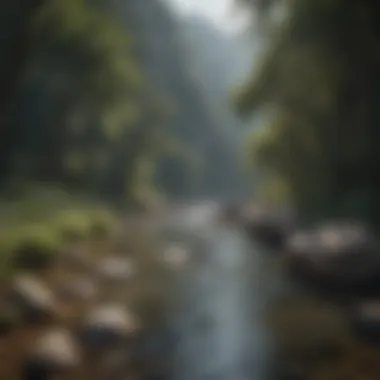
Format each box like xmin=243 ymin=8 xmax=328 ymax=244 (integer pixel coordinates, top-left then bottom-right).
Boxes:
xmin=155 ymin=203 xmax=283 ymax=380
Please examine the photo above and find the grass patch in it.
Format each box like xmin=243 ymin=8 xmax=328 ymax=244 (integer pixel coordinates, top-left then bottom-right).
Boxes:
xmin=10 ymin=224 xmax=59 ymax=272
xmin=0 ymin=187 xmax=117 ymax=281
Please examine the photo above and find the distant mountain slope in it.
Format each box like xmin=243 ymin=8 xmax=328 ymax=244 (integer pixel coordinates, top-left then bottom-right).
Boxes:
xmin=89 ymin=0 xmax=256 ymax=199
xmin=181 ymin=14 xmax=255 ymax=99
xmin=178 ymin=13 xmax=258 ymax=195
xmin=179 ymin=13 xmax=257 ymax=129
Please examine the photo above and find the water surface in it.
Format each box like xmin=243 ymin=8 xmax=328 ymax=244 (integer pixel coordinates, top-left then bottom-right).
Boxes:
xmin=160 ymin=206 xmax=277 ymax=380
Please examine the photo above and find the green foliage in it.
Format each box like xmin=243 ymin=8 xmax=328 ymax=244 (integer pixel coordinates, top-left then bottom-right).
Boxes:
xmin=33 ymin=0 xmax=142 ymax=102
xmin=1 ymin=0 xmax=238 ymax=204
xmin=87 ymin=208 xmax=117 ymax=239
xmin=237 ymin=0 xmax=380 ymax=225
xmin=10 ymin=224 xmax=58 ymax=272
xmin=0 ymin=188 xmax=116 ymax=278
xmin=256 ymin=174 xmax=291 ymax=206
xmin=0 ymin=0 xmax=180 ymax=205
xmin=55 ymin=209 xmax=91 ymax=243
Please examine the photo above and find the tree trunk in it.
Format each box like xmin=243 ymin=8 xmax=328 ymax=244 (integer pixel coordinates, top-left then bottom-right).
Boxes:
xmin=0 ymin=0 xmax=44 ymax=183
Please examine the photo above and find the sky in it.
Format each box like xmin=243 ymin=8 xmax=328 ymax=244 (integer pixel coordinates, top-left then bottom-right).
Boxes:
xmin=163 ymin=0 xmax=251 ymax=34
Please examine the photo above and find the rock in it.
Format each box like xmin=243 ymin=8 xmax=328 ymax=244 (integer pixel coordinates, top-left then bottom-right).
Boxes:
xmin=350 ymin=300 xmax=380 ymax=345
xmin=95 ymin=256 xmax=136 ymax=283
xmin=23 ymin=328 xmax=80 ymax=377
xmin=81 ymin=304 xmax=138 ymax=351
xmin=240 ymin=204 xmax=297 ymax=251
xmin=285 ymin=221 xmax=380 ymax=295
xmin=285 ymin=230 xmax=322 ymax=281
xmin=162 ymin=244 xmax=190 ymax=269
xmin=8 ymin=274 xmax=57 ymax=323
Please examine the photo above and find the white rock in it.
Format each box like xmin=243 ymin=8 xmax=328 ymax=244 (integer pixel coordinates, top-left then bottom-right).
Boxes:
xmin=163 ymin=244 xmax=190 ymax=268
xmin=96 ymin=256 xmax=136 ymax=281
xmin=357 ymin=301 xmax=380 ymax=320
xmin=85 ymin=304 xmax=137 ymax=335
xmin=30 ymin=328 xmax=79 ymax=368
xmin=316 ymin=222 xmax=375 ymax=253
xmin=11 ymin=274 xmax=56 ymax=311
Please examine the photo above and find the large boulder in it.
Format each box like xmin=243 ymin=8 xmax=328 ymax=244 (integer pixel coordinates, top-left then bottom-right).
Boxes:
xmin=80 ymin=304 xmax=138 ymax=352
xmin=240 ymin=204 xmax=297 ymax=251
xmin=285 ymin=221 xmax=380 ymax=295
xmin=23 ymin=328 xmax=80 ymax=378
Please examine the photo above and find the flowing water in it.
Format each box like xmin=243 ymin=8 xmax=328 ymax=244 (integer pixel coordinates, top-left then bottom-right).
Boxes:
xmin=157 ymin=204 xmax=283 ymax=380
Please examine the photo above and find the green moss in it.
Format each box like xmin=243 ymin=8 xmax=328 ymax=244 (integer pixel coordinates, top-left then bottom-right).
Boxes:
xmin=87 ymin=209 xmax=117 ymax=239
xmin=0 ymin=190 xmax=117 ymax=279
xmin=10 ymin=224 xmax=59 ymax=272
xmin=55 ymin=210 xmax=92 ymax=243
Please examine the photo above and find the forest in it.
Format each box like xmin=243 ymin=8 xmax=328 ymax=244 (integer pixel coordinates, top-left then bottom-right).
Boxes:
xmin=237 ymin=0 xmax=380 ymax=228
xmin=4 ymin=0 xmax=379 ymax=228
xmin=0 ymin=0 xmax=252 ymax=211
xmin=2 ymin=0 xmax=380 ymax=232
xmin=2 ymin=1 xmax=380 ymax=380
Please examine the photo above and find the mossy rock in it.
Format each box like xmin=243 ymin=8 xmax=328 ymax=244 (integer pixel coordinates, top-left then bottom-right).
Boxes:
xmin=9 ymin=274 xmax=58 ymax=324
xmin=10 ymin=225 xmax=59 ymax=272
xmin=60 ymin=228 xmax=86 ymax=244
xmin=55 ymin=210 xmax=91 ymax=243
xmin=87 ymin=210 xmax=117 ymax=240
xmin=88 ymin=220 xmax=112 ymax=240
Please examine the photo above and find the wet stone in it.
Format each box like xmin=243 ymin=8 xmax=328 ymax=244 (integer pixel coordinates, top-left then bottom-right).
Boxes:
xmin=95 ymin=256 xmax=136 ymax=283
xmin=24 ymin=327 xmax=80 ymax=378
xmin=8 ymin=274 xmax=57 ymax=324
xmin=285 ymin=221 xmax=380 ymax=296
xmin=241 ymin=204 xmax=296 ymax=251
xmin=81 ymin=304 xmax=137 ymax=351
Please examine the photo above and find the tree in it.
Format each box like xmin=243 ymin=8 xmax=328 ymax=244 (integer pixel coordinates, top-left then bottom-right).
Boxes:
xmin=0 ymin=0 xmax=46 ymax=180
xmin=2 ymin=0 xmax=170 ymax=205
xmin=236 ymin=0 xmax=380 ymax=225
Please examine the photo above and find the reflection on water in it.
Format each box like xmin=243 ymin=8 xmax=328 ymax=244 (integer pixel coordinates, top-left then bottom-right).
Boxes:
xmin=161 ymin=208 xmax=276 ymax=380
